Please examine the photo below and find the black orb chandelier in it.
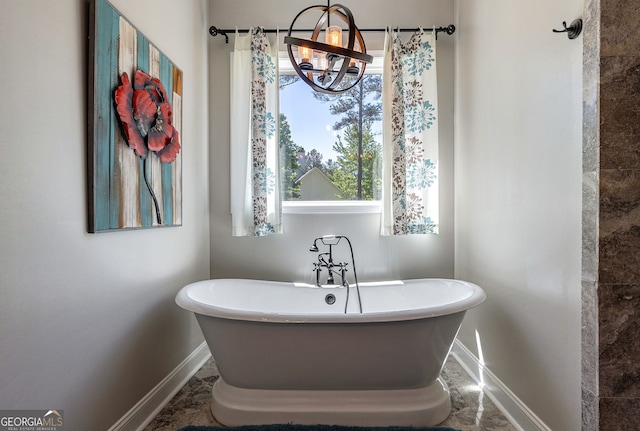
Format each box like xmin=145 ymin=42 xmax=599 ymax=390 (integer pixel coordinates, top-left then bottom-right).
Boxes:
xmin=284 ymin=4 xmax=373 ymax=94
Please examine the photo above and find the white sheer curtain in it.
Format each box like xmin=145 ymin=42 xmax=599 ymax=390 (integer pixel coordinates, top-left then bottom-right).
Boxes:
xmin=230 ymin=28 xmax=282 ymax=236
xmin=381 ymin=28 xmax=439 ymax=235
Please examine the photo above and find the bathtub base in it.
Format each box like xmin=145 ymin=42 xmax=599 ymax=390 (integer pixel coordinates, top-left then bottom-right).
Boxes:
xmin=211 ymin=377 xmax=452 ymax=427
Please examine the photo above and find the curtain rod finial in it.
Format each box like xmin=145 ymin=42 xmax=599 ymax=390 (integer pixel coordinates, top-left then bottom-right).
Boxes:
xmin=210 ymin=26 xmax=229 ymax=43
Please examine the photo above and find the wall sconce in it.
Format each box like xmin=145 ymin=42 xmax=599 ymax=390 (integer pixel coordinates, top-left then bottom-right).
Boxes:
xmin=284 ymin=4 xmax=373 ymax=94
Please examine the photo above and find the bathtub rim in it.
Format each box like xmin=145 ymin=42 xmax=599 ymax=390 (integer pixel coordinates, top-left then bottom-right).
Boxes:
xmin=176 ymin=277 xmax=486 ymax=324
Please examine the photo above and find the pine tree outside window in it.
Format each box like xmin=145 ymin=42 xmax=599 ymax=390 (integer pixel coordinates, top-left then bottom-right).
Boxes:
xmin=279 ymin=52 xmax=383 ymax=208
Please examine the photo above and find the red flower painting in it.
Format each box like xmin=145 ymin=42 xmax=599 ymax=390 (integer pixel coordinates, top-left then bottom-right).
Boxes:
xmin=113 ymin=69 xmax=181 ymax=224
xmin=114 ymin=70 xmax=180 ymax=163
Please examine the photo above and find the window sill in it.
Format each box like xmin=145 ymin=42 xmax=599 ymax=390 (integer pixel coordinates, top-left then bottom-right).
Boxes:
xmin=283 ymin=201 xmax=382 ymax=214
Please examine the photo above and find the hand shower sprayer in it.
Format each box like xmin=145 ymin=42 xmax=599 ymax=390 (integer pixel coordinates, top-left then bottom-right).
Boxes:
xmin=309 ymin=234 xmax=342 ymax=252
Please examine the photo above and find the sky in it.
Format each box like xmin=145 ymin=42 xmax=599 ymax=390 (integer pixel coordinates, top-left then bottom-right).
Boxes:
xmin=280 ymin=79 xmax=342 ymax=162
xmin=280 ymin=77 xmax=384 ymax=164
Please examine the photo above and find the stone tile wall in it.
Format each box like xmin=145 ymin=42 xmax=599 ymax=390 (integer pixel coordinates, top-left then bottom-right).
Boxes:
xmin=583 ymin=0 xmax=640 ymax=429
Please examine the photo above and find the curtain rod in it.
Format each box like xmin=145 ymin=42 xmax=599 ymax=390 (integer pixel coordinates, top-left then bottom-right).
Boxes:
xmin=209 ymin=25 xmax=456 ymax=43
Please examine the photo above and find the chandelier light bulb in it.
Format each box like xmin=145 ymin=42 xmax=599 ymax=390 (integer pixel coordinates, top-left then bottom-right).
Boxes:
xmin=326 ymin=25 xmax=343 ymax=47
xmin=297 ymin=45 xmax=314 ymax=69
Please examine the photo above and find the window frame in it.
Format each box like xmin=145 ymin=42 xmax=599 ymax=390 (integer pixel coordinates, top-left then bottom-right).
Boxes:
xmin=279 ymin=50 xmax=384 ymax=215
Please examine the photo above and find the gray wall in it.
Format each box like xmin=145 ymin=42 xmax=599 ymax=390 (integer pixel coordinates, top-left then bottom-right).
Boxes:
xmin=454 ymin=1 xmax=583 ymax=430
xmin=208 ymin=0 xmax=456 ymax=283
xmin=0 ymin=1 xmax=210 ymax=429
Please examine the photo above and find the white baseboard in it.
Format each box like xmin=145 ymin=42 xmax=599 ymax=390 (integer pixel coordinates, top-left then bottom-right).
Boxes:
xmin=108 ymin=342 xmax=211 ymax=431
xmin=450 ymin=340 xmax=551 ymax=431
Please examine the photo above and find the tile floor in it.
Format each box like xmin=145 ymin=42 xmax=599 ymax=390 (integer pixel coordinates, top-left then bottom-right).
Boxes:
xmin=144 ymin=356 xmax=517 ymax=431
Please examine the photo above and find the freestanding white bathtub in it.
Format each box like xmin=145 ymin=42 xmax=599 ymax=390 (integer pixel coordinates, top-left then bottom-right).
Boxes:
xmin=176 ymin=278 xmax=485 ymax=427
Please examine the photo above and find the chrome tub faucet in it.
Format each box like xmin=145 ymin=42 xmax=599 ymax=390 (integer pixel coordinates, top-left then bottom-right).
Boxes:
xmin=309 ymin=235 xmax=349 ymax=287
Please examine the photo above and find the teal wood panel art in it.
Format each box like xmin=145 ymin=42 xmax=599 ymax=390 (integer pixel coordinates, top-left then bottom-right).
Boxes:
xmin=88 ymin=0 xmax=183 ymax=232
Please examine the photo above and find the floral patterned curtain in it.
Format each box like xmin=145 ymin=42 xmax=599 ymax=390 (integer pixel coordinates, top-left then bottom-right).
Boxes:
xmin=230 ymin=28 xmax=282 ymax=236
xmin=381 ymin=28 xmax=439 ymax=235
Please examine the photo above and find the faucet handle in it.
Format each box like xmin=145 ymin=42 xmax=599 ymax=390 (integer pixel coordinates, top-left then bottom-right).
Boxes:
xmin=338 ymin=263 xmax=349 ymax=286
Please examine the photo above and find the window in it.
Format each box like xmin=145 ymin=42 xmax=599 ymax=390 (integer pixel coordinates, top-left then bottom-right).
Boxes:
xmin=279 ymin=52 xmax=383 ymax=207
